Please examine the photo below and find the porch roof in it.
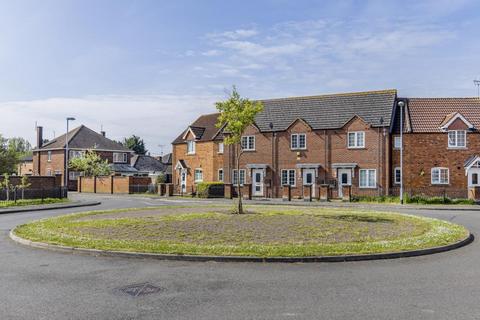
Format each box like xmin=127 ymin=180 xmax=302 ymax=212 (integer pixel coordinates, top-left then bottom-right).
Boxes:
xmin=331 ymin=163 xmax=358 ymax=169
xmin=296 ymin=163 xmax=322 ymax=169
xmin=246 ymin=164 xmax=270 ymax=169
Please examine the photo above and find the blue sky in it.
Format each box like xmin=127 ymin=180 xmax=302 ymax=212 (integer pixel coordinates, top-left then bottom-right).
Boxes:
xmin=1 ymin=0 xmax=479 ymax=154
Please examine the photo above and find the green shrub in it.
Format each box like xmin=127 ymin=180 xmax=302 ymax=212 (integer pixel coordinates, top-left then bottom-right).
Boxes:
xmin=352 ymin=194 xmax=475 ymax=205
xmin=351 ymin=195 xmax=400 ymax=203
xmin=196 ymin=182 xmax=224 ymax=198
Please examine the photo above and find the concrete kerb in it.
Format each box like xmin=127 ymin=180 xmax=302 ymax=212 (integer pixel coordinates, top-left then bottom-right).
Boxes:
xmin=9 ymin=229 xmax=474 ymax=263
xmin=0 ymin=201 xmax=101 ymax=214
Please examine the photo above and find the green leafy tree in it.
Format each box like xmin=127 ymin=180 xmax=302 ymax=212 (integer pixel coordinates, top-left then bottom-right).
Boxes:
xmin=8 ymin=137 xmax=32 ymax=158
xmin=0 ymin=135 xmax=18 ymax=174
xmin=18 ymin=175 xmax=31 ymax=200
xmin=215 ymin=86 xmax=263 ymax=214
xmin=1 ymin=173 xmax=14 ymax=201
xmin=69 ymin=150 xmax=112 ymax=177
xmin=123 ymin=135 xmax=148 ymax=155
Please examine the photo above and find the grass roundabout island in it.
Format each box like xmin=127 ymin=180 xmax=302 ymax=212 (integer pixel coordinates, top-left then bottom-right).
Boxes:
xmin=13 ymin=205 xmax=471 ymax=259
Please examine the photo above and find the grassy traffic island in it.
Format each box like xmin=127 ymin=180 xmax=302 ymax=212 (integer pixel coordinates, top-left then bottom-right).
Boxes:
xmin=13 ymin=205 xmax=470 ymax=258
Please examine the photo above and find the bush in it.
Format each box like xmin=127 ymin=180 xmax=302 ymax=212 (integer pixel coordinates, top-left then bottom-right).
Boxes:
xmin=352 ymin=194 xmax=475 ymax=205
xmin=196 ymin=182 xmax=224 ymax=198
xmin=351 ymin=195 xmax=400 ymax=203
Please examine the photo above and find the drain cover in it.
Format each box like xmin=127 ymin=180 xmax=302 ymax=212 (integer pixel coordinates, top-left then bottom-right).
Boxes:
xmin=117 ymin=283 xmax=164 ymax=297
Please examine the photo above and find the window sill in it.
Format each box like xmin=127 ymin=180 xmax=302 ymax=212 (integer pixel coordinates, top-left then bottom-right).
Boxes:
xmin=359 ymin=186 xmax=377 ymax=189
xmin=347 ymin=147 xmax=366 ymax=150
xmin=186 ymin=153 xmax=196 ymax=156
xmin=447 ymin=147 xmax=467 ymax=150
xmin=291 ymin=148 xmax=307 ymax=151
xmin=431 ymin=183 xmax=450 ymax=186
xmin=242 ymin=149 xmax=256 ymax=152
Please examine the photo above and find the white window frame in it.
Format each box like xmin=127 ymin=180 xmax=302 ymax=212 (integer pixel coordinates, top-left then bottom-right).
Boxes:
xmin=194 ymin=168 xmax=203 ymax=182
xmin=359 ymin=169 xmax=376 ymax=188
xmin=218 ymin=142 xmax=224 ymax=154
xmin=187 ymin=141 xmax=196 ymax=154
xmin=218 ymin=168 xmax=224 ymax=182
xmin=47 ymin=151 xmax=52 ymax=162
xmin=431 ymin=167 xmax=449 ymax=185
xmin=281 ymin=169 xmax=296 ymax=186
xmin=69 ymin=150 xmax=85 ymax=159
xmin=347 ymin=131 xmax=365 ymax=149
xmin=448 ymin=130 xmax=466 ymax=148
xmin=241 ymin=136 xmax=255 ymax=151
xmin=394 ymin=167 xmax=401 ymax=184
xmin=290 ymin=134 xmax=306 ymax=150
xmin=232 ymin=169 xmax=246 ymax=185
xmin=113 ymin=152 xmax=127 ymax=163
xmin=393 ymin=136 xmax=402 ymax=149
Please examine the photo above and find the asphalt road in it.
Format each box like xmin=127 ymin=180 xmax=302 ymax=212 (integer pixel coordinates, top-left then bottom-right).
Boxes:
xmin=1 ymin=193 xmax=480 ymax=320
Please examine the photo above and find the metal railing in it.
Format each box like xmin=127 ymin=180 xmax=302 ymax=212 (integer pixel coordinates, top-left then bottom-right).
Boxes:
xmin=0 ymin=187 xmax=68 ymax=204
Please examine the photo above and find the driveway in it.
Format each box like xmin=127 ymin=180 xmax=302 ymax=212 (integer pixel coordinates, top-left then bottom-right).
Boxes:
xmin=1 ymin=193 xmax=479 ymax=320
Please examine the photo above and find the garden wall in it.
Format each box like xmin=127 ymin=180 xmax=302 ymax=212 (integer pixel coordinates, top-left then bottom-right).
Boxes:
xmin=78 ymin=176 xmax=153 ymax=194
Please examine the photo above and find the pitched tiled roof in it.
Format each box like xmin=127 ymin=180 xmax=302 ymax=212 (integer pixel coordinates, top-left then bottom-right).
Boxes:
xmin=36 ymin=125 xmax=131 ymax=152
xmin=406 ymin=98 xmax=480 ymax=133
xmin=131 ymin=155 xmax=165 ymax=173
xmin=255 ymin=89 xmax=397 ymax=131
xmin=172 ymin=113 xmax=223 ymax=144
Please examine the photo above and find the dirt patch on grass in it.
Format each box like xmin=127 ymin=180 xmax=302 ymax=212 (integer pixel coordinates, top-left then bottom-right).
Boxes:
xmin=73 ymin=206 xmax=428 ymax=245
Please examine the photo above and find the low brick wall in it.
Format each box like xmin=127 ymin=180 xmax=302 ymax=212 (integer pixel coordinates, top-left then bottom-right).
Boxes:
xmin=79 ymin=176 xmax=153 ymax=194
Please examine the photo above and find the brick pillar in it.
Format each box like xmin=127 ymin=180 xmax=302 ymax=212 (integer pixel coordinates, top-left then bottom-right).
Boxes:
xmin=342 ymin=185 xmax=351 ymax=202
xmin=242 ymin=184 xmax=252 ymax=200
xmin=165 ymin=184 xmax=173 ymax=197
xmin=303 ymin=185 xmax=312 ymax=202
xmin=282 ymin=185 xmax=291 ymax=201
xmin=468 ymin=186 xmax=480 ymax=201
xmin=224 ymin=184 xmax=233 ymax=199
xmin=78 ymin=176 xmax=82 ymax=193
xmin=320 ymin=185 xmax=329 ymax=202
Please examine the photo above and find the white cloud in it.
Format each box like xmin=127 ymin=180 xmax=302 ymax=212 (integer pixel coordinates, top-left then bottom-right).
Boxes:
xmin=0 ymin=94 xmax=219 ymax=155
xmin=202 ymin=49 xmax=222 ymax=56
xmin=207 ymin=28 xmax=258 ymax=40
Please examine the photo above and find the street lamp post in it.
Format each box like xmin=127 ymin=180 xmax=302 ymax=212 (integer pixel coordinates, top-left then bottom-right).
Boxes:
xmin=65 ymin=117 xmax=76 ymax=190
xmin=397 ymin=100 xmax=405 ymax=205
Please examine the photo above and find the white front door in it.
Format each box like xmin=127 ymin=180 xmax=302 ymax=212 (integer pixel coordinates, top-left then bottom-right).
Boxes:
xmin=252 ymin=169 xmax=264 ymax=197
xmin=468 ymin=168 xmax=480 ymax=187
xmin=303 ymin=169 xmax=316 ymax=197
xmin=180 ymin=169 xmax=187 ymax=193
xmin=338 ymin=169 xmax=352 ymax=198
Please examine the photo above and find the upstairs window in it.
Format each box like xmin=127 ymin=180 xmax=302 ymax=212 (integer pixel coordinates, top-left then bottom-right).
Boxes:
xmin=113 ymin=152 xmax=127 ymax=163
xmin=291 ymin=134 xmax=306 ymax=150
xmin=394 ymin=136 xmax=402 ymax=149
xmin=69 ymin=150 xmax=85 ymax=159
xmin=241 ymin=136 xmax=255 ymax=151
xmin=448 ymin=130 xmax=466 ymax=148
xmin=281 ymin=169 xmax=296 ymax=186
xmin=187 ymin=141 xmax=196 ymax=154
xmin=431 ymin=167 xmax=449 ymax=185
xmin=218 ymin=142 xmax=224 ymax=154
xmin=47 ymin=151 xmax=52 ymax=162
xmin=348 ymin=131 xmax=365 ymax=148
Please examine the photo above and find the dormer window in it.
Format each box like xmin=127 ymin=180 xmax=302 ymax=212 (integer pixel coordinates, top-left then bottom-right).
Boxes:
xmin=347 ymin=131 xmax=365 ymax=148
xmin=448 ymin=130 xmax=466 ymax=148
xmin=187 ymin=141 xmax=196 ymax=154
xmin=113 ymin=152 xmax=127 ymax=163
xmin=291 ymin=134 xmax=306 ymax=150
xmin=241 ymin=136 xmax=255 ymax=151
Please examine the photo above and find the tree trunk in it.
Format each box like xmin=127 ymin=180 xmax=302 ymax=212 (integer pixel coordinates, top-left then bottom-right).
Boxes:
xmin=236 ymin=144 xmax=244 ymax=214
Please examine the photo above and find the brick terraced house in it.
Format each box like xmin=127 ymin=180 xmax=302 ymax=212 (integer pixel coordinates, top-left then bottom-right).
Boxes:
xmin=171 ymin=89 xmax=480 ymax=200
xmin=33 ymin=125 xmax=135 ymax=190
xmin=392 ymin=98 xmax=480 ymax=199
xmin=172 ymin=113 xmax=225 ymax=194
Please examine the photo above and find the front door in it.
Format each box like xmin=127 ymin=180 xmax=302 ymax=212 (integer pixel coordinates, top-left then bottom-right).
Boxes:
xmin=180 ymin=169 xmax=187 ymax=193
xmin=303 ymin=169 xmax=316 ymax=197
xmin=468 ymin=168 xmax=480 ymax=187
xmin=338 ymin=169 xmax=351 ymax=198
xmin=252 ymin=169 xmax=264 ymax=197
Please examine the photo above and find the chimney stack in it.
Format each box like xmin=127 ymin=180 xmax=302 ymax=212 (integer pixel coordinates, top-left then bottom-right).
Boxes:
xmin=101 ymin=131 xmax=106 ymax=137
xmin=36 ymin=126 xmax=43 ymax=148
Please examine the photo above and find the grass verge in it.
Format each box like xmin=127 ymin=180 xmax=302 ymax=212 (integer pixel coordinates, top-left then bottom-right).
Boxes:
xmin=13 ymin=205 xmax=469 ymax=257
xmin=0 ymin=198 xmax=69 ymax=208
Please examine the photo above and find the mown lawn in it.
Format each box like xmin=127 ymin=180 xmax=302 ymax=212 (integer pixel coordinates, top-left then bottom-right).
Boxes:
xmin=0 ymin=198 xmax=68 ymax=208
xmin=14 ymin=205 xmax=469 ymax=257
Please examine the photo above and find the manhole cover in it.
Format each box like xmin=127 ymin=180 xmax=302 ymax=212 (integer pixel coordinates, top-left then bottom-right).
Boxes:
xmin=117 ymin=283 xmax=164 ymax=297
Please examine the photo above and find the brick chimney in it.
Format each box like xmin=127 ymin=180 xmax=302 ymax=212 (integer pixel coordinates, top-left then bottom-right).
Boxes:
xmin=36 ymin=126 xmax=43 ymax=148
xmin=101 ymin=131 xmax=106 ymax=137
